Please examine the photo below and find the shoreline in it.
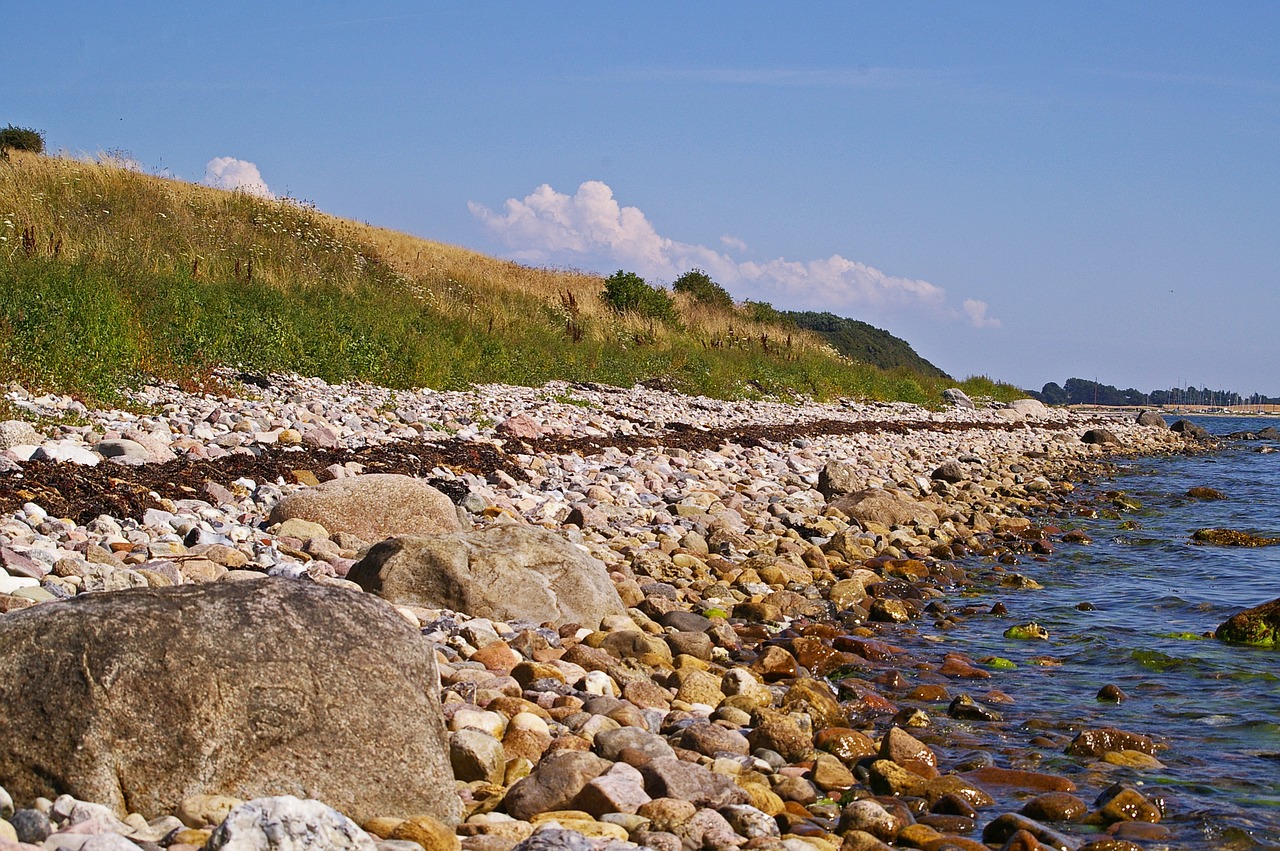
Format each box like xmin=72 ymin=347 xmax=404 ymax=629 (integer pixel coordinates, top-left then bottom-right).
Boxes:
xmin=0 ymin=376 xmax=1222 ymax=851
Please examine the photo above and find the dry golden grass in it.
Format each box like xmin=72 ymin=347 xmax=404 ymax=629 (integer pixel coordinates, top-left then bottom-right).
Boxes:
xmin=0 ymin=150 xmax=1025 ymax=405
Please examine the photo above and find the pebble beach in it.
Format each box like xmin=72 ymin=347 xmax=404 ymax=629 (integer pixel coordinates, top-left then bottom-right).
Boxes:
xmin=0 ymin=374 xmax=1213 ymax=851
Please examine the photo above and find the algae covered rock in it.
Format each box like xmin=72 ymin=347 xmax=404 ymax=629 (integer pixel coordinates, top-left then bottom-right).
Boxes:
xmin=1216 ymin=596 xmax=1280 ymax=646
xmin=1003 ymin=622 xmax=1049 ymax=640
xmin=1191 ymin=529 xmax=1280 ymax=547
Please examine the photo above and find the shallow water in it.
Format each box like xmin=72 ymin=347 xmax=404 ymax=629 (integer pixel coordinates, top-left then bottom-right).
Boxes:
xmin=897 ymin=416 xmax=1280 ymax=848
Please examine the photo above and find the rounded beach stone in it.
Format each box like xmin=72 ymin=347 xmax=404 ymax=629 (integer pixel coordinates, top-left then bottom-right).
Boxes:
xmin=267 ymin=474 xmax=462 ymax=542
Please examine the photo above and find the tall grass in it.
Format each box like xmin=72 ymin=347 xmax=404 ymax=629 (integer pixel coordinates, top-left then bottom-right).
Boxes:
xmin=0 ymin=151 xmax=1024 ymax=405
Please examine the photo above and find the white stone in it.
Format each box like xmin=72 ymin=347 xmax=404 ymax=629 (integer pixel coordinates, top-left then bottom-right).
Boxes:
xmin=205 ymin=796 xmax=377 ymax=851
xmin=33 ymin=442 xmax=100 ymax=466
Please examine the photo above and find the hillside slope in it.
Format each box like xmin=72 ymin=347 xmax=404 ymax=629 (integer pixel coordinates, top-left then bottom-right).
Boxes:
xmin=784 ymin=311 xmax=950 ymax=380
xmin=0 ymin=151 xmax=1018 ymax=405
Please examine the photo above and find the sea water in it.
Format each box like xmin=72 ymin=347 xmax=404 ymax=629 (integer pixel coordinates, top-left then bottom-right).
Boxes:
xmin=910 ymin=416 xmax=1280 ymax=848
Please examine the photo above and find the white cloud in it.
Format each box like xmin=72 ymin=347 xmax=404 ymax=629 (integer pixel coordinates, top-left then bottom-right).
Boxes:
xmin=471 ymin=180 xmax=1000 ymax=328
xmin=203 ymin=156 xmax=273 ymax=198
xmin=962 ymin=298 xmax=1002 ymax=328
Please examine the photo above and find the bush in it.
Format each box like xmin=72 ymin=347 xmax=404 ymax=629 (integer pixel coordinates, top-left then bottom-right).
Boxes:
xmin=672 ymin=268 xmax=733 ymax=309
xmin=601 ymin=270 xmax=677 ymax=322
xmin=741 ymin=299 xmax=788 ymax=325
xmin=0 ymin=125 xmax=45 ymax=154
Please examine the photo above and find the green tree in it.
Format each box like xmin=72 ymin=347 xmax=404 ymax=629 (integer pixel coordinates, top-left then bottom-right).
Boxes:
xmin=672 ymin=268 xmax=733 ymax=309
xmin=601 ymin=270 xmax=677 ymax=322
xmin=0 ymin=125 xmax=45 ymax=154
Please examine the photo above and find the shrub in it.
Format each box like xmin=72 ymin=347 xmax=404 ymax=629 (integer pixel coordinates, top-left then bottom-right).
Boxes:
xmin=0 ymin=125 xmax=45 ymax=154
xmin=601 ymin=270 xmax=677 ymax=322
xmin=741 ymin=299 xmax=788 ymax=326
xmin=672 ymin=268 xmax=733 ymax=309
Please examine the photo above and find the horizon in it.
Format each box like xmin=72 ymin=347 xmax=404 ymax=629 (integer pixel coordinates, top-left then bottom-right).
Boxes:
xmin=5 ymin=2 xmax=1280 ymax=397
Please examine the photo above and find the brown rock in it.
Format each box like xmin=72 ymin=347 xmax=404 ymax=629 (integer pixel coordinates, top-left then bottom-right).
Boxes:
xmin=809 ymin=752 xmax=855 ymax=791
xmin=829 ymin=488 xmax=939 ymax=530
xmin=1088 ymin=786 xmax=1162 ymax=825
xmin=503 ymin=751 xmax=611 ymax=821
xmin=815 ymin=728 xmax=877 ymax=763
xmin=390 ymin=815 xmax=462 ymax=851
xmin=781 ymin=678 xmax=847 ymax=731
xmin=879 ymin=726 xmax=937 ymax=778
xmin=678 ymin=721 xmax=750 ymax=756
xmin=637 ymin=757 xmax=751 ymax=808
xmin=751 ymin=644 xmax=799 ymax=681
xmin=1065 ymin=727 xmax=1158 ymax=758
xmin=960 ymin=766 xmax=1076 ymax=794
xmin=747 ymin=708 xmax=814 ymax=762
xmin=1021 ymin=791 xmax=1088 ymax=822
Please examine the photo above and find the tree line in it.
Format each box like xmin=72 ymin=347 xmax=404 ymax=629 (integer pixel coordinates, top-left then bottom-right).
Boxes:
xmin=1031 ymin=378 xmax=1280 ymax=407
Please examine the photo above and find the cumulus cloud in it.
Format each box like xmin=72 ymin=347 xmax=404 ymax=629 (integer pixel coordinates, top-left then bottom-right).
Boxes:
xmin=471 ymin=180 xmax=999 ymax=327
xmin=962 ymin=298 xmax=1002 ymax=329
xmin=203 ymin=156 xmax=272 ymax=198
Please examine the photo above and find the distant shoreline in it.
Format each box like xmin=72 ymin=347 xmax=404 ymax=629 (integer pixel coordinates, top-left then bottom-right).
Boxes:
xmin=1067 ymin=404 xmax=1280 ymax=417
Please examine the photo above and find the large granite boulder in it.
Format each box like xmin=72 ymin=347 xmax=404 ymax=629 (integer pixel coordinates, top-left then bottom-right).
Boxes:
xmin=349 ymin=525 xmax=626 ymax=629
xmin=0 ymin=578 xmax=459 ymax=824
xmin=829 ymin=488 xmax=939 ymax=530
xmin=942 ymin=389 xmax=975 ymax=409
xmin=267 ymin=474 xmax=462 ymax=541
xmin=1216 ymin=597 xmax=1280 ymax=645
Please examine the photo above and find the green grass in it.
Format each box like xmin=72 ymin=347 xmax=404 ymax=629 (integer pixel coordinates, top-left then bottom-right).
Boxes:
xmin=0 ymin=150 xmax=1026 ymax=407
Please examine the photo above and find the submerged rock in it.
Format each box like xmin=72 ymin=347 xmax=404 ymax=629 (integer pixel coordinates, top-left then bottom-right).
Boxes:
xmin=1216 ymin=596 xmax=1280 ymax=646
xmin=1185 ymin=487 xmax=1227 ymax=500
xmin=1170 ymin=419 xmax=1210 ymax=440
xmin=1191 ymin=528 xmax=1280 ymax=547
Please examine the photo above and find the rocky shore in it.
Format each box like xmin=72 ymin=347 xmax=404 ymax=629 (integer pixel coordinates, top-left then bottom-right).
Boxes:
xmin=0 ymin=374 xmax=1201 ymax=851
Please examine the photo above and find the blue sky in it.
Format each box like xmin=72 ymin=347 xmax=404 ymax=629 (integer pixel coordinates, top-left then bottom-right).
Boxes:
xmin=7 ymin=2 xmax=1280 ymax=395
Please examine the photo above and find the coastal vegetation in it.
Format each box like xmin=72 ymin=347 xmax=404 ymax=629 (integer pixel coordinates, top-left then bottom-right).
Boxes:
xmin=0 ymin=150 xmax=1022 ymax=406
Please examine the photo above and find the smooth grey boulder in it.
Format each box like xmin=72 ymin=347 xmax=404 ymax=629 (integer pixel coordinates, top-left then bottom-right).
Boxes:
xmin=1136 ymin=410 xmax=1168 ymax=428
xmin=942 ymin=388 xmax=975 ymax=409
xmin=267 ymin=474 xmax=462 ymax=541
xmin=349 ymin=525 xmax=626 ymax=629
xmin=0 ymin=578 xmax=459 ymax=824
xmin=1008 ymin=398 xmax=1050 ymax=418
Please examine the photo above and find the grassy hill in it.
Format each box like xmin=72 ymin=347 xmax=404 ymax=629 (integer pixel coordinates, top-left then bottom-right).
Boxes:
xmin=0 ymin=150 xmax=1020 ymax=406
xmin=784 ymin=311 xmax=950 ymax=380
